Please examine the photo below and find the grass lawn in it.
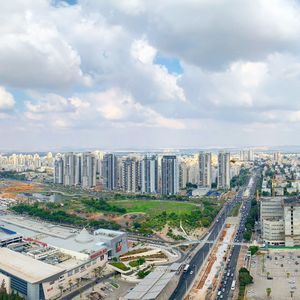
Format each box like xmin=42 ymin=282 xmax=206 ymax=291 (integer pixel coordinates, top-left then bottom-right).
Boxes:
xmin=107 ymin=200 xmax=196 ymax=216
xmin=129 ymin=260 xmax=145 ymax=268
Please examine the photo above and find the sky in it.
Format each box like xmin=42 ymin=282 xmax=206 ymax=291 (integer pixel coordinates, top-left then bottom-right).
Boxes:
xmin=1 ymin=0 xmax=300 ymax=151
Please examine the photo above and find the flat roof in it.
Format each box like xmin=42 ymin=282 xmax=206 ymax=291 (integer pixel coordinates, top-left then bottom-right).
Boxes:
xmin=124 ymin=267 xmax=175 ymax=300
xmin=0 ymin=216 xmax=108 ymax=255
xmin=284 ymin=197 xmax=300 ymax=205
xmin=0 ymin=248 xmax=64 ymax=284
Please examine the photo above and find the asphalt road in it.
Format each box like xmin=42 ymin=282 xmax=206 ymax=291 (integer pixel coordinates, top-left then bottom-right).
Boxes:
xmin=170 ymin=188 xmax=246 ymax=300
xmin=217 ymin=171 xmax=260 ymax=300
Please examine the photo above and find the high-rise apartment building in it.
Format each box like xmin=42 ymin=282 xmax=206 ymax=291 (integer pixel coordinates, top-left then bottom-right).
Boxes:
xmin=63 ymin=152 xmax=76 ymax=186
xmin=273 ymin=151 xmax=281 ymax=163
xmin=102 ymin=153 xmax=118 ymax=191
xmin=218 ymin=151 xmax=230 ymax=189
xmin=161 ymin=155 xmax=179 ymax=195
xmin=198 ymin=152 xmax=212 ymax=188
xmin=81 ymin=152 xmax=97 ymax=188
xmin=54 ymin=152 xmax=97 ymax=188
xmin=179 ymin=161 xmax=188 ymax=189
xmin=121 ymin=158 xmax=140 ymax=193
xmin=54 ymin=156 xmax=64 ymax=184
xmin=240 ymin=149 xmax=255 ymax=161
xmin=141 ymin=156 xmax=158 ymax=194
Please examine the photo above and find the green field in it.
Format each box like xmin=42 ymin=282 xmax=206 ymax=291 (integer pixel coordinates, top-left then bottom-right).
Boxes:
xmin=107 ymin=200 xmax=196 ymax=216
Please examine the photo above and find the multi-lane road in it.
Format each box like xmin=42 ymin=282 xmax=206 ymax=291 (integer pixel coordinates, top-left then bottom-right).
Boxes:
xmin=217 ymin=170 xmax=260 ymax=300
xmin=170 ymin=185 xmax=247 ymax=300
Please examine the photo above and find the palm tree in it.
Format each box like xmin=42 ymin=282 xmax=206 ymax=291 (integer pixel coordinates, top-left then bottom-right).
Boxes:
xmin=287 ymin=272 xmax=290 ymax=278
xmin=267 ymin=271 xmax=270 ymax=278
xmin=266 ymin=287 xmax=271 ymax=298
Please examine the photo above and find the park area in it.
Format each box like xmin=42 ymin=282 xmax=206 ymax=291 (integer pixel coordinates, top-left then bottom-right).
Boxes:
xmin=6 ymin=179 xmax=222 ymax=241
xmin=107 ymin=199 xmax=195 ymax=216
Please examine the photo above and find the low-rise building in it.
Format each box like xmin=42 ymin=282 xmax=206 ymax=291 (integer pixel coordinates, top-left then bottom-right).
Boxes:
xmin=261 ymin=218 xmax=285 ymax=245
xmin=260 ymin=197 xmax=300 ymax=247
xmin=0 ymin=215 xmax=129 ymax=299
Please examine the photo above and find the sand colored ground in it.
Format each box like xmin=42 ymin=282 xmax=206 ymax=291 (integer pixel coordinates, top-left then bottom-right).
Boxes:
xmin=0 ymin=180 xmax=43 ymax=200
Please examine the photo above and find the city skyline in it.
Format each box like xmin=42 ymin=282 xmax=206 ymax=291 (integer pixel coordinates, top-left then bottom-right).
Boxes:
xmin=1 ymin=1 xmax=300 ymax=149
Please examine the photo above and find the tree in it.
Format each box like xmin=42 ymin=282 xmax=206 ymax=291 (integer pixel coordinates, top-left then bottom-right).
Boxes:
xmin=0 ymin=280 xmax=6 ymax=294
xmin=287 ymin=272 xmax=290 ymax=278
xmin=266 ymin=287 xmax=271 ymax=298
xmin=68 ymin=279 xmax=73 ymax=291
xmin=290 ymin=291 xmax=294 ymax=298
xmin=59 ymin=285 xmax=64 ymax=297
xmin=76 ymin=278 xmax=81 ymax=288
xmin=248 ymin=246 xmax=259 ymax=256
xmin=239 ymin=268 xmax=253 ymax=286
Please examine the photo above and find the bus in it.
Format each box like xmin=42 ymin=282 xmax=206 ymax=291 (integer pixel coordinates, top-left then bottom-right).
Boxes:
xmin=183 ymin=264 xmax=190 ymax=272
xmin=231 ymin=280 xmax=236 ymax=291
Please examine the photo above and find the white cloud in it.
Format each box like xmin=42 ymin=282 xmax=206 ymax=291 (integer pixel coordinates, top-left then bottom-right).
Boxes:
xmin=3 ymin=0 xmax=300 ymax=149
xmin=0 ymin=87 xmax=15 ymax=110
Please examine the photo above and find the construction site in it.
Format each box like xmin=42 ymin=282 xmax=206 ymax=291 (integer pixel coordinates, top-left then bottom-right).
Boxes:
xmin=187 ymin=217 xmax=239 ymax=300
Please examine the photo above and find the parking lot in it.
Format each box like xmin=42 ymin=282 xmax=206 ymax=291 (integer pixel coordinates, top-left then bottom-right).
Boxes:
xmin=248 ymin=250 xmax=300 ymax=299
xmin=73 ymin=279 xmax=135 ymax=300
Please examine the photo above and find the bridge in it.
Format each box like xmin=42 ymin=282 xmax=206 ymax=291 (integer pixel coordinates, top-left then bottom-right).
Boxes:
xmin=173 ymin=239 xmax=264 ymax=248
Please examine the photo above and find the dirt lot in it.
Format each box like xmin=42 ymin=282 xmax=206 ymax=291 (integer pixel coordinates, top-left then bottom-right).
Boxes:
xmin=0 ymin=180 xmax=43 ymax=200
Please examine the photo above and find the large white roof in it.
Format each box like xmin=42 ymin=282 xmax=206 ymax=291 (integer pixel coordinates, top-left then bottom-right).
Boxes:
xmin=0 ymin=248 xmax=64 ymax=284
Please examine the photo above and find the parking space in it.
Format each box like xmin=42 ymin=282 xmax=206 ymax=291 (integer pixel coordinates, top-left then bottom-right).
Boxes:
xmin=72 ymin=279 xmax=135 ymax=300
xmin=248 ymin=250 xmax=300 ymax=300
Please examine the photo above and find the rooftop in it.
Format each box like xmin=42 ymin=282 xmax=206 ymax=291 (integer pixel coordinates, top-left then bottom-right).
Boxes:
xmin=283 ymin=197 xmax=300 ymax=206
xmin=124 ymin=267 xmax=175 ymax=300
xmin=0 ymin=248 xmax=64 ymax=283
xmin=0 ymin=215 xmax=108 ymax=255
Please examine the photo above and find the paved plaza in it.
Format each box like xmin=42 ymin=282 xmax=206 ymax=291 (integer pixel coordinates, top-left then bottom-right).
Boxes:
xmin=247 ymin=250 xmax=300 ymax=300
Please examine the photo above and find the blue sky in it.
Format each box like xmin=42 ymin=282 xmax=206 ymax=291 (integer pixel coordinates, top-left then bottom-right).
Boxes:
xmin=1 ymin=0 xmax=300 ymax=151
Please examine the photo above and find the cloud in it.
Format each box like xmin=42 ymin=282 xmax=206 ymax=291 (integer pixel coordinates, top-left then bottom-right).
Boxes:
xmin=2 ymin=0 xmax=300 ymax=149
xmin=23 ymin=88 xmax=185 ymax=131
xmin=0 ymin=87 xmax=15 ymax=110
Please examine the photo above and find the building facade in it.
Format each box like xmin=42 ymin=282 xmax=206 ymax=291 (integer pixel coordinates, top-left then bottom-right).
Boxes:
xmin=161 ymin=156 xmax=179 ymax=195
xmin=102 ymin=153 xmax=118 ymax=191
xmin=140 ymin=156 xmax=158 ymax=194
xmin=198 ymin=152 xmax=212 ymax=188
xmin=217 ymin=151 xmax=230 ymax=189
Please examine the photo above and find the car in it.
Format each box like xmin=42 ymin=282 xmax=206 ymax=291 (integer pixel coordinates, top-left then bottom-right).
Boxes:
xmin=190 ymin=270 xmax=194 ymax=275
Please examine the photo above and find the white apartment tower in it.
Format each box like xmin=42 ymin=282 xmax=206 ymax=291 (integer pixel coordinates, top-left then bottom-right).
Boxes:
xmin=63 ymin=152 xmax=76 ymax=186
xmin=198 ymin=152 xmax=212 ymax=188
xmin=218 ymin=151 xmax=230 ymax=189
xmin=81 ymin=152 xmax=97 ymax=188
